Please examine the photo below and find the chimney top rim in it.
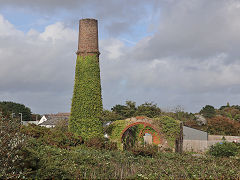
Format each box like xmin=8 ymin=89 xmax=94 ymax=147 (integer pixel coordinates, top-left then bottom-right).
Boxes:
xmin=79 ymin=18 xmax=97 ymax=22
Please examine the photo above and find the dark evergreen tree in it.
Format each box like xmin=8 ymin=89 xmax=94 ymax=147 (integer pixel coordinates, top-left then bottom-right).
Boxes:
xmin=135 ymin=102 xmax=161 ymax=118
xmin=0 ymin=101 xmax=32 ymax=121
xmin=200 ymin=105 xmax=216 ymax=118
xmin=111 ymin=101 xmax=137 ymax=119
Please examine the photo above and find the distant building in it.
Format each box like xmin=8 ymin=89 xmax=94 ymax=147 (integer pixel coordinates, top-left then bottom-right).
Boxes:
xmin=22 ymin=121 xmax=39 ymax=126
xmin=182 ymin=125 xmax=240 ymax=152
xmin=38 ymin=113 xmax=70 ymax=128
xmin=183 ymin=126 xmax=208 ymax=141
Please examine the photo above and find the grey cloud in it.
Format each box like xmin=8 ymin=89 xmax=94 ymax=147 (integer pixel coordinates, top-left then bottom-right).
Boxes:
xmin=0 ymin=20 xmax=77 ymax=95
xmin=1 ymin=0 xmax=240 ymax=114
xmin=0 ymin=0 xmax=157 ymax=36
xmin=133 ymin=0 xmax=240 ymax=61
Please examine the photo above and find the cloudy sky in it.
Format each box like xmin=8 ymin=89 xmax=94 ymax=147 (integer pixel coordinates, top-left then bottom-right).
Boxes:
xmin=0 ymin=0 xmax=240 ymax=114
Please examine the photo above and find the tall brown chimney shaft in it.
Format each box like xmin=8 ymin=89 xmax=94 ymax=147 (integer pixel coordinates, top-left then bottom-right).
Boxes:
xmin=77 ymin=19 xmax=99 ymax=56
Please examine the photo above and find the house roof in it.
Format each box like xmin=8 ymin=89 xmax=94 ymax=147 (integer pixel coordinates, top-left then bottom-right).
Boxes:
xmin=44 ymin=112 xmax=70 ymax=119
xmin=39 ymin=116 xmax=69 ymax=126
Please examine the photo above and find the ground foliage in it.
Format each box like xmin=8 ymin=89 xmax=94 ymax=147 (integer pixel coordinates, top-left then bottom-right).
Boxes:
xmin=69 ymin=55 xmax=103 ymax=140
xmin=131 ymin=144 xmax=158 ymax=157
xmin=208 ymin=141 xmax=240 ymax=157
xmin=0 ymin=113 xmax=29 ymax=179
xmin=84 ymin=137 xmax=117 ymax=151
xmin=19 ymin=144 xmax=240 ymax=179
xmin=1 ymin=118 xmax=240 ymax=179
xmin=21 ymin=123 xmax=83 ymax=149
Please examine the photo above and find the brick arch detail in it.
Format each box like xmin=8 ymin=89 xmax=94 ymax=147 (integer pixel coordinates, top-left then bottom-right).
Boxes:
xmin=120 ymin=122 xmax=163 ymax=145
xmin=140 ymin=128 xmax=162 ymax=144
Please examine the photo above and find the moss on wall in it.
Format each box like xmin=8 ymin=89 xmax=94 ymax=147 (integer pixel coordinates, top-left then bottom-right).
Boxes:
xmin=69 ymin=55 xmax=103 ymax=140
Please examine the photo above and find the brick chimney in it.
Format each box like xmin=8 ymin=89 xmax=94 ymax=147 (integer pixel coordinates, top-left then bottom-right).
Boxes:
xmin=76 ymin=18 xmax=99 ymax=56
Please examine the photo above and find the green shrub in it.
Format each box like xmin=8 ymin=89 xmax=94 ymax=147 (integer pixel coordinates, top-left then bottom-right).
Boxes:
xmin=85 ymin=137 xmax=105 ymax=149
xmin=209 ymin=141 xmax=239 ymax=157
xmin=0 ymin=115 xmax=29 ymax=179
xmin=131 ymin=145 xmax=158 ymax=157
xmin=21 ymin=124 xmax=83 ymax=149
xmin=42 ymin=129 xmax=83 ymax=148
xmin=85 ymin=137 xmax=117 ymax=151
xmin=18 ymin=141 xmax=240 ymax=179
xmin=21 ymin=123 xmax=49 ymax=138
xmin=69 ymin=55 xmax=103 ymax=140
xmin=104 ymin=140 xmax=118 ymax=151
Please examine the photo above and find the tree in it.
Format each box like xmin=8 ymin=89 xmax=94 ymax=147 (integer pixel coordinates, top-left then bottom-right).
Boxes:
xmin=111 ymin=101 xmax=163 ymax=119
xmin=111 ymin=101 xmax=137 ymax=119
xmin=135 ymin=102 xmax=161 ymax=118
xmin=0 ymin=101 xmax=32 ymax=121
xmin=207 ymin=116 xmax=240 ymax=135
xmin=100 ymin=110 xmax=123 ymax=122
xmin=200 ymin=105 xmax=216 ymax=118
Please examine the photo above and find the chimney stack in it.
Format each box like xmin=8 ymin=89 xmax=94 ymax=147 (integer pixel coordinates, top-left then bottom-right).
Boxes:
xmin=69 ymin=18 xmax=103 ymax=139
xmin=77 ymin=18 xmax=99 ymax=56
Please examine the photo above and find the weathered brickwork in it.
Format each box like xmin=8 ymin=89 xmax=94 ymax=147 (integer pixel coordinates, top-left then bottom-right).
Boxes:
xmin=77 ymin=18 xmax=99 ymax=56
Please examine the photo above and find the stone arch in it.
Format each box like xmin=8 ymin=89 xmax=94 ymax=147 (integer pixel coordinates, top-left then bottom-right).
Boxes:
xmin=120 ymin=117 xmax=165 ymax=145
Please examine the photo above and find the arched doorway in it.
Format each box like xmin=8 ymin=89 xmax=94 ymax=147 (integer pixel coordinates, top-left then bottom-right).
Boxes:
xmin=120 ymin=121 xmax=164 ymax=150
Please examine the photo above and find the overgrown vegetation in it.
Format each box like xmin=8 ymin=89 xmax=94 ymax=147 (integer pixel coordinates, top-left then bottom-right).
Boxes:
xmin=0 ymin=113 xmax=28 ymax=179
xmin=103 ymin=101 xmax=240 ymax=136
xmin=85 ymin=137 xmax=117 ymax=151
xmin=154 ymin=116 xmax=180 ymax=148
xmin=106 ymin=116 xmax=180 ymax=150
xmin=131 ymin=144 xmax=158 ymax=157
xmin=21 ymin=124 xmax=83 ymax=149
xmin=208 ymin=141 xmax=240 ymax=157
xmin=69 ymin=55 xmax=103 ymax=140
xmin=1 ymin=116 xmax=240 ymax=179
xmin=184 ymin=104 xmax=240 ymax=136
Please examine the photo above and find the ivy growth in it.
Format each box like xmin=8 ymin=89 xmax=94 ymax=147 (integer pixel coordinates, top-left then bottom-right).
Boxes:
xmin=153 ymin=116 xmax=180 ymax=148
xmin=107 ymin=116 xmax=180 ymax=150
xmin=69 ymin=55 xmax=103 ymax=140
xmin=106 ymin=119 xmax=129 ymax=149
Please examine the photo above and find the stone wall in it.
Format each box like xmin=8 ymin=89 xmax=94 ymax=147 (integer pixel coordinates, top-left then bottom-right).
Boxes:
xmin=183 ymin=140 xmax=208 ymax=152
xmin=208 ymin=135 xmax=240 ymax=142
xmin=183 ymin=135 xmax=240 ymax=152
